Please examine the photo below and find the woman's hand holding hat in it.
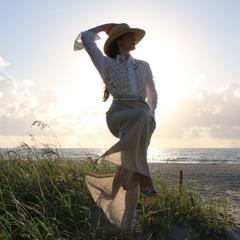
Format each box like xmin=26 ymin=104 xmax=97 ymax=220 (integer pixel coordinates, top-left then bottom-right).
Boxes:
xmin=105 ymin=23 xmax=117 ymax=35
xmin=87 ymin=23 xmax=117 ymax=35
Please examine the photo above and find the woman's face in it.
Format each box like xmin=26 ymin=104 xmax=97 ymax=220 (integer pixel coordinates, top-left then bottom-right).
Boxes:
xmin=117 ymin=32 xmax=136 ymax=52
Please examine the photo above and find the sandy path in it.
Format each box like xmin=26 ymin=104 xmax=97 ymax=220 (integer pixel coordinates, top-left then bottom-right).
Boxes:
xmin=149 ymin=163 xmax=240 ymax=204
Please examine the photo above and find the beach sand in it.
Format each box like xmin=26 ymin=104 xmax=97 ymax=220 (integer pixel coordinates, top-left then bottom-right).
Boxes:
xmin=150 ymin=163 xmax=240 ymax=204
xmin=147 ymin=163 xmax=240 ymax=239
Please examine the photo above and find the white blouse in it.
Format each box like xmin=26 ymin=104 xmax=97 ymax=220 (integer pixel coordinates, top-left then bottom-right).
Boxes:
xmin=74 ymin=31 xmax=158 ymax=115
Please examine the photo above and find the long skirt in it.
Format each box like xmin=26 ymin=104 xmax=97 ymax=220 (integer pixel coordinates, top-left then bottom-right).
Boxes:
xmin=85 ymin=99 xmax=156 ymax=230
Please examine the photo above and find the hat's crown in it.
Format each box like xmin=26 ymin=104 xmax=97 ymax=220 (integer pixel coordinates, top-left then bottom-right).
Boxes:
xmin=108 ymin=23 xmax=130 ymax=36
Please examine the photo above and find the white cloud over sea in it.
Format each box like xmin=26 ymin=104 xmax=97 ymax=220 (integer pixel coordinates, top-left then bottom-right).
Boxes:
xmin=155 ymin=82 xmax=240 ymax=141
xmin=0 ymin=58 xmax=108 ymax=147
xmin=0 ymin=56 xmax=240 ymax=148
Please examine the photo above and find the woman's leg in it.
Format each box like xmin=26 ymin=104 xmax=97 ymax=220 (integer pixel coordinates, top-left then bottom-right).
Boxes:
xmin=139 ymin=175 xmax=157 ymax=196
xmin=139 ymin=175 xmax=154 ymax=188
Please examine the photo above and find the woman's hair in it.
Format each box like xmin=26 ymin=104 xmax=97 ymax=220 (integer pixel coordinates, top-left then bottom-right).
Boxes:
xmin=107 ymin=40 xmax=121 ymax=59
xmin=102 ymin=35 xmax=124 ymax=102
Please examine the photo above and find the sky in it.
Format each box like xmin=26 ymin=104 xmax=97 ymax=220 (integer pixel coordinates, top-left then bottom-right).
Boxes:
xmin=0 ymin=0 xmax=240 ymax=149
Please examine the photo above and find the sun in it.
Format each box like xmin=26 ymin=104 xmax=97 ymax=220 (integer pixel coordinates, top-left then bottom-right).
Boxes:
xmin=133 ymin=32 xmax=189 ymax=116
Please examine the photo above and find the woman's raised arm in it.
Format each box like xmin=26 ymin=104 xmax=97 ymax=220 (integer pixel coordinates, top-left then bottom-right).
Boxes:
xmin=78 ymin=24 xmax=116 ymax=72
xmin=88 ymin=23 xmax=117 ymax=35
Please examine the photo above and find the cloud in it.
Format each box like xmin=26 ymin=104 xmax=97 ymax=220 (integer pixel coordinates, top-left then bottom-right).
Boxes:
xmin=0 ymin=57 xmax=9 ymax=68
xmin=234 ymin=89 xmax=240 ymax=97
xmin=195 ymin=73 xmax=206 ymax=86
xmin=0 ymin=71 xmax=37 ymax=116
xmin=23 ymin=79 xmax=34 ymax=86
xmin=0 ymin=70 xmax=61 ymax=136
xmin=0 ymin=69 xmax=104 ymax=141
xmin=155 ymin=82 xmax=240 ymax=140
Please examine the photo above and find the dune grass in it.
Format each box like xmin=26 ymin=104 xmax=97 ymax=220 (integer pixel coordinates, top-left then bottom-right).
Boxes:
xmin=0 ymin=121 xmax=235 ymax=239
xmin=0 ymin=145 xmax=116 ymax=239
xmin=0 ymin=145 xmax=234 ymax=240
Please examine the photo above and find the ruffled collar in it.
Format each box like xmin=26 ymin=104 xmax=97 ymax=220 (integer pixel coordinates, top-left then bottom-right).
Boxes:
xmin=116 ymin=54 xmax=136 ymax=65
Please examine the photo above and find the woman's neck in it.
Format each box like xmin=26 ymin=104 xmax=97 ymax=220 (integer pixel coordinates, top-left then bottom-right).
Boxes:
xmin=119 ymin=49 xmax=130 ymax=59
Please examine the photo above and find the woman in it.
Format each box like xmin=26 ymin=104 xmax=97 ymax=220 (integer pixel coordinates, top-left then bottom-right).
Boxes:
xmin=74 ymin=23 xmax=158 ymax=239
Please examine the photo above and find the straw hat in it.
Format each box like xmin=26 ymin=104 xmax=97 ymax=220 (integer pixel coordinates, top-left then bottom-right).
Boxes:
xmin=104 ymin=23 xmax=145 ymax=56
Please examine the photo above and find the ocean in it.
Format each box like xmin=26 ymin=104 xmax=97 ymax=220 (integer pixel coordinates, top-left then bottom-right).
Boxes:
xmin=60 ymin=148 xmax=240 ymax=164
xmin=1 ymin=148 xmax=240 ymax=164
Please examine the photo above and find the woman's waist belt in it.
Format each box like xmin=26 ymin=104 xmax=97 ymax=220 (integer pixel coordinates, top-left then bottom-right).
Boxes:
xmin=113 ymin=95 xmax=147 ymax=104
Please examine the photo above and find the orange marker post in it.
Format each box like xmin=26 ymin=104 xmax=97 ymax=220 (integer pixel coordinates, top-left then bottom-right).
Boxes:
xmin=179 ymin=170 xmax=183 ymax=195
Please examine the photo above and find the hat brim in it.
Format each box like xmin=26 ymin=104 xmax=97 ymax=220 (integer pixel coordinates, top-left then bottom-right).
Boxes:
xmin=104 ymin=28 xmax=145 ymax=56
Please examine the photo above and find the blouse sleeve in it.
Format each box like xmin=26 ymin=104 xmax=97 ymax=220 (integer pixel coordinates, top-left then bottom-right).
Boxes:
xmin=74 ymin=30 xmax=109 ymax=72
xmin=146 ymin=63 xmax=158 ymax=117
